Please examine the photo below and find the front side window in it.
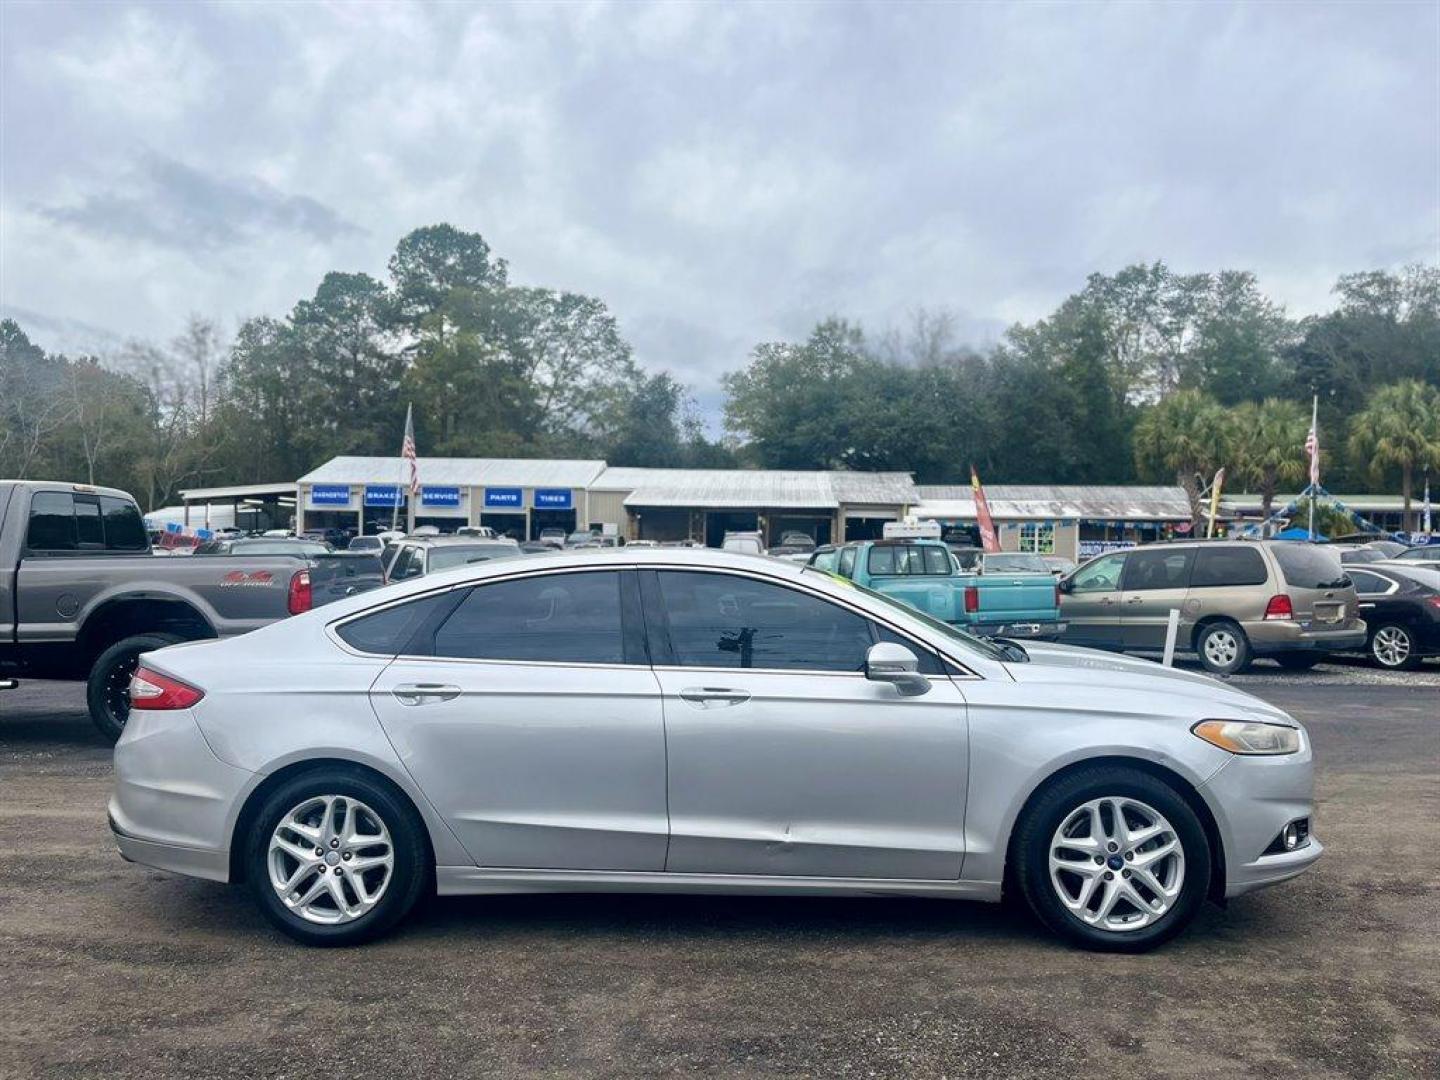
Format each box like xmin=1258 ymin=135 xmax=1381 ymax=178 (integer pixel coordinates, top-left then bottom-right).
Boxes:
xmin=1069 ymin=553 xmax=1126 ymax=593
xmin=656 ymin=570 xmax=874 ymax=671
xmin=1121 ymin=548 xmax=1195 ymax=592
xmin=837 ymin=546 xmax=857 ymax=579
xmin=389 ymin=547 xmax=422 ymax=580
xmin=434 ymin=571 xmax=627 ymax=664
xmin=808 ymin=548 xmax=838 ymax=572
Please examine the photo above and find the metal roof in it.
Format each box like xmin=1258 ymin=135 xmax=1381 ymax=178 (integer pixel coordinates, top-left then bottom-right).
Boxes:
xmin=1223 ymin=492 xmax=1412 ymax=512
xmin=595 ymin=467 xmax=919 ymax=510
xmin=914 ymin=484 xmax=1191 ymax=521
xmin=179 ymin=482 xmax=298 ymax=501
xmin=299 ymin=456 xmax=607 ymax=489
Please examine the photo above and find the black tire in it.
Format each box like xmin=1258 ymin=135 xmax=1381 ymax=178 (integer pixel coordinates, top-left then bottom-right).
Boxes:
xmin=1274 ymin=652 xmax=1325 ymax=671
xmin=245 ymin=767 xmax=429 ymax=947
xmin=1013 ymin=765 xmax=1211 ymax=953
xmin=1369 ymin=623 xmax=1421 ymax=671
xmin=86 ymin=632 xmax=183 ymax=742
xmin=1195 ymin=620 xmax=1252 ymax=675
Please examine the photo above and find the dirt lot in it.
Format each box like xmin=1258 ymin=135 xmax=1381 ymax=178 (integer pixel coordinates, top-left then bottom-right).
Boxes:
xmin=1 ymin=675 xmax=1436 ymax=1079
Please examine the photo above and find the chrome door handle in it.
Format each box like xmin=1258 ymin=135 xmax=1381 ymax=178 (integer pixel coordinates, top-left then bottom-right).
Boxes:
xmin=679 ymin=687 xmax=751 ymax=709
xmin=1099 ymin=597 xmax=1115 ymax=606
xmin=392 ymin=683 xmax=462 ymax=706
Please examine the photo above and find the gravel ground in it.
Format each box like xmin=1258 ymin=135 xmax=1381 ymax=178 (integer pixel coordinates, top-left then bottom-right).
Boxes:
xmin=1 ymin=676 xmax=1437 ymax=1079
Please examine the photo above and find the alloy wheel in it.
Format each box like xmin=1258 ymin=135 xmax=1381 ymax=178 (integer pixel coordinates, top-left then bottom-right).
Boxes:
xmin=268 ymin=795 xmax=395 ymax=925
xmin=1372 ymin=626 xmax=1412 ymax=668
xmin=1048 ymin=796 xmax=1185 ymax=933
xmin=1202 ymin=629 xmax=1238 ymax=669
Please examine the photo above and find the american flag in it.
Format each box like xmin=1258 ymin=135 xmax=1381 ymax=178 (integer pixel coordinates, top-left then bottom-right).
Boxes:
xmin=401 ymin=403 xmax=419 ymax=496
xmin=1304 ymin=420 xmax=1319 ymax=486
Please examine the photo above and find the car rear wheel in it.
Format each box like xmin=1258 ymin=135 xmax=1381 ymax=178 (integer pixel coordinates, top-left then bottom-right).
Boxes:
xmin=246 ymin=768 xmax=429 ymax=946
xmin=1196 ymin=620 xmax=1252 ymax=675
xmin=86 ymin=632 xmax=183 ymax=742
xmin=1014 ymin=765 xmax=1210 ymax=952
xmin=1369 ymin=624 xmax=1420 ymax=671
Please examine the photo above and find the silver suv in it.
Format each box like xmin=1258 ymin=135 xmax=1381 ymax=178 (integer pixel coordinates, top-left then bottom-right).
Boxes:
xmin=1059 ymin=540 xmax=1366 ymax=674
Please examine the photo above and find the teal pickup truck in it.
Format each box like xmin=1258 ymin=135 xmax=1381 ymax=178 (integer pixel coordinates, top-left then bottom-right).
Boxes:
xmin=807 ymin=539 xmax=1065 ymax=639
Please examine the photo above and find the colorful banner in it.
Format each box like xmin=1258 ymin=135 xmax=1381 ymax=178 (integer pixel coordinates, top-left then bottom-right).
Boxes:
xmin=970 ymin=465 xmax=999 ymax=553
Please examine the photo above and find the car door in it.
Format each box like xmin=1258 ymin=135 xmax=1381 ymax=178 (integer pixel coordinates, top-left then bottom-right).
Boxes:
xmin=643 ymin=568 xmax=968 ymax=880
xmin=1118 ymin=547 xmax=1196 ymax=650
xmin=366 ymin=567 xmax=669 ymax=871
xmin=1347 ymin=568 xmax=1397 ymax=625
xmin=1059 ymin=553 xmax=1127 ymax=648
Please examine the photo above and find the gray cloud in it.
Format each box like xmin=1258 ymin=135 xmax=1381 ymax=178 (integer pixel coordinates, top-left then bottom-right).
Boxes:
xmin=1 ymin=1 xmax=1435 ymax=399
xmin=40 ymin=151 xmax=363 ymax=251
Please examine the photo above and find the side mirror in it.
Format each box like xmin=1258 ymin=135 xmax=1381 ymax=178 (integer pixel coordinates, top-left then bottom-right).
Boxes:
xmin=1058 ymin=576 xmax=1073 ymax=593
xmin=865 ymin=641 xmax=931 ymax=697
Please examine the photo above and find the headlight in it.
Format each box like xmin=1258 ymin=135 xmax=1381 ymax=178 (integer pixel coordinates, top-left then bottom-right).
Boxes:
xmin=1192 ymin=719 xmax=1301 ymax=755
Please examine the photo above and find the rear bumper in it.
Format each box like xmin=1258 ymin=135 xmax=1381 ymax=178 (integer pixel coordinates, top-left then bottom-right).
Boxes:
xmin=110 ymin=815 xmax=230 ymax=882
xmin=1245 ymin=619 xmax=1367 ymax=655
xmin=969 ymin=620 xmax=1066 ymax=639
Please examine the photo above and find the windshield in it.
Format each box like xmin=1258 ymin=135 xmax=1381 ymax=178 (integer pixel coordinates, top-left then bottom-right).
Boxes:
xmin=984 ymin=553 xmax=1051 ymax=574
xmin=428 ymin=546 xmax=515 ymax=571
xmin=802 ymin=566 xmax=1012 ymax=663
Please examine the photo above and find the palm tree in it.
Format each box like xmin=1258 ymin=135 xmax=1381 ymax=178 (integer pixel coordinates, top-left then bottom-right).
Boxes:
xmin=1133 ymin=389 xmax=1228 ymax=527
xmin=1227 ymin=399 xmax=1309 ymax=524
xmin=1347 ymin=380 xmax=1440 ymax=530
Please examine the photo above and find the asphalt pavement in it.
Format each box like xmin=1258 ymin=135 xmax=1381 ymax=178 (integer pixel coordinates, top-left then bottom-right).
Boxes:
xmin=1 ymin=673 xmax=1436 ymax=1079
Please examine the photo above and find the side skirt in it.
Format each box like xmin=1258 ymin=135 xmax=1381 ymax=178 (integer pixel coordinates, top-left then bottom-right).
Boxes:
xmin=435 ymin=867 xmax=1004 ymax=901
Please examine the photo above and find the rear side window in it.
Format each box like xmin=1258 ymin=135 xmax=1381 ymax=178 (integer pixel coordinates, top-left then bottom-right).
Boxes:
xmin=434 ymin=571 xmax=627 ymax=664
xmin=1344 ymin=570 xmax=1391 ymax=595
xmin=336 ymin=592 xmax=453 ymax=655
xmin=1190 ymin=547 xmax=1268 ymax=588
xmin=26 ymin=492 xmax=77 ymax=551
xmin=100 ymin=496 xmax=148 ymax=550
xmin=1270 ymin=544 xmax=1349 ymax=590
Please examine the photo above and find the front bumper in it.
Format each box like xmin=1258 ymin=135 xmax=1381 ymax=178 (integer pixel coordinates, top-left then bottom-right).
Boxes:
xmin=1200 ymin=736 xmax=1323 ymax=898
xmin=109 ymin=706 xmax=253 ymax=883
xmin=1246 ymin=618 xmax=1367 ymax=655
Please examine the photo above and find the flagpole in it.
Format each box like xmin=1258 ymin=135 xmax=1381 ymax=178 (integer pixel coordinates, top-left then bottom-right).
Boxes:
xmin=1308 ymin=395 xmax=1317 ymax=542
xmin=391 ymin=404 xmax=410 ymax=535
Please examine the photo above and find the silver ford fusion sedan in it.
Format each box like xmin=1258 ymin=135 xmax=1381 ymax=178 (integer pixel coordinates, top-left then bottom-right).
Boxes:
xmin=110 ymin=548 xmax=1321 ymax=950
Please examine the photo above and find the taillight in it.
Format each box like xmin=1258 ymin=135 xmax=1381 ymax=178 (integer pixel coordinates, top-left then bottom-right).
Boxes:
xmin=1426 ymin=596 xmax=1440 ymax=612
xmin=964 ymin=585 xmax=980 ymax=613
xmin=288 ymin=570 xmax=313 ymax=615
xmin=1264 ymin=594 xmax=1294 ymax=620
xmin=129 ymin=666 xmax=204 ymax=710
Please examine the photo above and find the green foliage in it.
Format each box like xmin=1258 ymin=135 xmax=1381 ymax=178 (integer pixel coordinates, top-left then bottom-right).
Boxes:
xmin=1346 ymin=379 xmax=1440 ymax=513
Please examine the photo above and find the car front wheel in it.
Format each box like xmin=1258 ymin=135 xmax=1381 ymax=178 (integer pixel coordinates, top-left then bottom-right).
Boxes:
xmin=1014 ymin=765 xmax=1211 ymax=952
xmin=246 ymin=768 xmax=429 ymax=946
xmin=1369 ymin=624 xmax=1420 ymax=671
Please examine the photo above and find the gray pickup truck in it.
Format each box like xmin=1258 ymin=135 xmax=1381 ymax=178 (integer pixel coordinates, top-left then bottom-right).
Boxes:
xmin=0 ymin=480 xmax=383 ymax=740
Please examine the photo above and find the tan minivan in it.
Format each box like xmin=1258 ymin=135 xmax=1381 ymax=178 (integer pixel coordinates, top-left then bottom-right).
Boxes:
xmin=1058 ymin=540 xmax=1366 ymax=674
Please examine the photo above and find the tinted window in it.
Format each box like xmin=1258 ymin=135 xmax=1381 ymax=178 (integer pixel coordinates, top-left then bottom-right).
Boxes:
xmin=337 ymin=592 xmax=453 ymax=654
xmin=1344 ymin=569 xmax=1388 ymax=595
xmin=868 ymin=545 xmax=951 ymax=576
xmin=435 ymin=571 xmax=626 ymax=664
xmin=73 ymin=499 xmax=104 ymax=547
xmin=838 ymin=547 xmax=857 ymax=578
xmin=1069 ymin=553 xmax=1125 ymax=593
xmin=1191 ymin=546 xmax=1268 ymax=588
xmin=100 ymin=496 xmax=149 ymax=551
xmin=26 ymin=492 xmax=77 ymax=551
xmin=1121 ymin=548 xmax=1193 ymax=591
xmin=1270 ymin=544 xmax=1349 ymax=589
xmin=657 ymin=570 xmax=874 ymax=671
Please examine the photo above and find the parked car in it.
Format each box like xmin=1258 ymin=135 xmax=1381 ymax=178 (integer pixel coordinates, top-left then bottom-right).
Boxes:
xmin=347 ymin=535 xmax=384 ymax=553
xmin=1390 ymin=546 xmax=1440 ymax=569
xmin=382 ymin=536 xmax=521 ymax=581
xmin=0 ymin=481 xmax=347 ymax=739
xmin=566 ymin=531 xmax=601 ymax=548
xmin=518 ymin=541 xmax=557 ymax=554
xmin=947 ymin=544 xmax=983 ymax=571
xmin=779 ymin=530 xmax=816 ymax=551
xmin=979 ymin=552 xmax=1054 ymax=575
xmin=194 ymin=537 xmax=331 ymax=555
xmin=1058 ymin=540 xmax=1365 ymax=675
xmin=455 ymin=525 xmax=497 ymax=539
xmin=1336 ymin=547 xmax=1386 ymax=565
xmin=815 ymin=539 xmax=1064 ymax=640
xmin=1345 ymin=563 xmax=1440 ymax=669
xmin=721 ymin=531 xmax=765 ymax=556
xmin=301 ymin=527 xmax=351 ymax=547
xmin=112 ymin=547 xmax=1321 ymax=950
xmin=537 ymin=527 xmax=567 ymax=549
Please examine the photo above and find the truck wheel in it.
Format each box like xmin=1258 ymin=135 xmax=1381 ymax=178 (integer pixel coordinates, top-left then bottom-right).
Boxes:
xmin=1195 ymin=620 xmax=1252 ymax=676
xmin=86 ymin=633 xmax=183 ymax=742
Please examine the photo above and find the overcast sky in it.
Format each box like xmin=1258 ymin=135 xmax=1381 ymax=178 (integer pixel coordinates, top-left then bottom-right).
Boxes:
xmin=2 ymin=0 xmax=1436 ymax=407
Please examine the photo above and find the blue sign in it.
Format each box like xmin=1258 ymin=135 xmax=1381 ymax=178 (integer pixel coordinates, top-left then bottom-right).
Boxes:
xmin=421 ymin=486 xmax=461 ymax=508
xmin=484 ymin=487 xmax=523 ymax=509
xmin=364 ymin=485 xmax=404 ymax=508
xmin=310 ymin=484 xmax=351 ymax=506
xmin=533 ymin=488 xmax=573 ymax=510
